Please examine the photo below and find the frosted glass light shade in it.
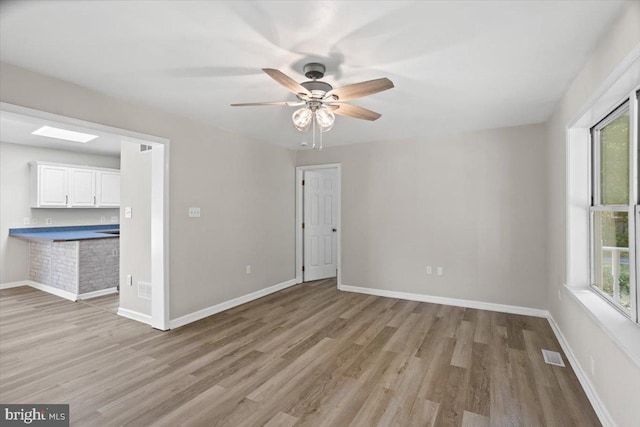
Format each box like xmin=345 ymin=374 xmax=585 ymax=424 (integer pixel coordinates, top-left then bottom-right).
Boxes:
xmin=316 ymin=107 xmax=335 ymax=132
xmin=292 ymin=108 xmax=312 ymax=132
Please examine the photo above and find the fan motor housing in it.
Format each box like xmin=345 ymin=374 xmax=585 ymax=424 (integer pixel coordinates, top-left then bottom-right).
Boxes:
xmin=300 ymin=80 xmax=332 ymax=94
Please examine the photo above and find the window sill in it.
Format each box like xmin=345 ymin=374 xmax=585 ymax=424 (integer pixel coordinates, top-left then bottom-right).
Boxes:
xmin=564 ymin=284 xmax=640 ymax=368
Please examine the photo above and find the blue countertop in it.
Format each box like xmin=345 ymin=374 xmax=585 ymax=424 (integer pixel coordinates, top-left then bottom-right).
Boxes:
xmin=9 ymin=225 xmax=120 ymax=242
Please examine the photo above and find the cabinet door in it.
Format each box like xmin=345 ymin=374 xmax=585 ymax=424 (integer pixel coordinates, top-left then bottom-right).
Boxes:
xmin=39 ymin=165 xmax=68 ymax=207
xmin=69 ymin=168 xmax=96 ymax=207
xmin=97 ymin=171 xmax=120 ymax=207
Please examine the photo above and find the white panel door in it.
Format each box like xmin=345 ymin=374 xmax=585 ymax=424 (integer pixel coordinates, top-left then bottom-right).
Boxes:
xmin=304 ymin=170 xmax=337 ymax=281
xmin=39 ymin=165 xmax=68 ymax=207
xmin=97 ymin=171 xmax=120 ymax=207
xmin=69 ymin=168 xmax=96 ymax=207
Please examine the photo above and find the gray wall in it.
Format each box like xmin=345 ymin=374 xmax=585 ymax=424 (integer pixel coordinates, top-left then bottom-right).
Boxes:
xmin=0 ymin=142 xmax=119 ymax=283
xmin=545 ymin=3 xmax=640 ymax=426
xmin=297 ymin=124 xmax=548 ymax=309
xmin=0 ymin=62 xmax=297 ymax=319
xmin=119 ymin=141 xmax=151 ymax=315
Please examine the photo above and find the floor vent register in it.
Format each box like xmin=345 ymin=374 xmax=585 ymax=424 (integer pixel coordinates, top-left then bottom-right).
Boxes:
xmin=541 ymin=349 xmax=565 ymax=367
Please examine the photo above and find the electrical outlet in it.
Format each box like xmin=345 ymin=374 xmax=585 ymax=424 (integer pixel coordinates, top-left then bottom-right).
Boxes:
xmin=31 ymin=218 xmax=38 ymax=225
xmin=426 ymin=266 xmax=432 ymax=275
xmin=558 ymin=289 xmax=562 ymax=302
xmin=124 ymin=207 xmax=132 ymax=218
xmin=100 ymin=216 xmax=106 ymax=223
xmin=246 ymin=265 xmax=251 ymax=274
xmin=188 ymin=207 xmax=201 ymax=218
xmin=23 ymin=217 xmax=30 ymax=225
xmin=126 ymin=274 xmax=132 ymax=286
xmin=111 ymin=216 xmax=118 ymax=223
xmin=46 ymin=218 xmax=53 ymax=225
xmin=437 ymin=266 xmax=443 ymax=276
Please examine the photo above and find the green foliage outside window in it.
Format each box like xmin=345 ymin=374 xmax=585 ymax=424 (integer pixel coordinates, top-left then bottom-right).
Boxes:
xmin=596 ymin=110 xmax=631 ymax=310
xmin=600 ymin=112 xmax=630 ymax=205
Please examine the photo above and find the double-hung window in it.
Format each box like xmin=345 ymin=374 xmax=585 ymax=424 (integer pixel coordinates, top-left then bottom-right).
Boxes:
xmin=590 ymin=91 xmax=639 ymax=321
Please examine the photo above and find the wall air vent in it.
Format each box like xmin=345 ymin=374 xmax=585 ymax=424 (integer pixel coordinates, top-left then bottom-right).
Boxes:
xmin=138 ymin=281 xmax=152 ymax=300
xmin=541 ymin=349 xmax=565 ymax=367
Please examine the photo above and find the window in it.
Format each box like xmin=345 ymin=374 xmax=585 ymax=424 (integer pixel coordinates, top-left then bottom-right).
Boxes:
xmin=590 ymin=93 xmax=638 ymax=321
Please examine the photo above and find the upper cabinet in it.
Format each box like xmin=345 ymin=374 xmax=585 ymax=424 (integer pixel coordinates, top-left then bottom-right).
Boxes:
xmin=96 ymin=171 xmax=120 ymax=207
xmin=30 ymin=162 xmax=120 ymax=208
xmin=36 ymin=164 xmax=68 ymax=207
xmin=69 ymin=168 xmax=97 ymax=207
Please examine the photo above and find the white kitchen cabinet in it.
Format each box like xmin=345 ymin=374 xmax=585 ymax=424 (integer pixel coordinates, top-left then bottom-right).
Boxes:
xmin=96 ymin=171 xmax=120 ymax=207
xmin=69 ymin=168 xmax=96 ymax=207
xmin=30 ymin=162 xmax=120 ymax=208
xmin=33 ymin=164 xmax=69 ymax=207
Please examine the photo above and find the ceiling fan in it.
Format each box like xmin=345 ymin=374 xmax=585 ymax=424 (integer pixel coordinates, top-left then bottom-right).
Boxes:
xmin=231 ymin=63 xmax=394 ymax=137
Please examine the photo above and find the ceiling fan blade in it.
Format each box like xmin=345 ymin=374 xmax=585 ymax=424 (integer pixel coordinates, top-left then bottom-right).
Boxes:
xmin=333 ymin=104 xmax=382 ymax=121
xmin=262 ymin=68 xmax=311 ymax=96
xmin=325 ymin=77 xmax=394 ymax=101
xmin=230 ymin=101 xmax=304 ymax=107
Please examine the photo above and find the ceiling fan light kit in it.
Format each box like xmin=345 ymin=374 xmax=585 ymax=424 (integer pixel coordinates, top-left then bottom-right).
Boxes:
xmin=292 ymin=107 xmax=312 ymax=132
xmin=231 ymin=63 xmax=394 ymax=150
xmin=315 ymin=107 xmax=335 ymax=132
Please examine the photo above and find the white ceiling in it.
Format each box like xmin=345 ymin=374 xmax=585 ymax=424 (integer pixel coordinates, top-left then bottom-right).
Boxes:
xmin=0 ymin=112 xmax=122 ymax=156
xmin=0 ymin=1 xmax=628 ymax=149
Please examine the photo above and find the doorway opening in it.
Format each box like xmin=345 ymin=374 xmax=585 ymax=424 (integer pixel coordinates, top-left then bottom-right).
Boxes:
xmin=0 ymin=102 xmax=170 ymax=330
xmin=295 ymin=164 xmax=342 ymax=286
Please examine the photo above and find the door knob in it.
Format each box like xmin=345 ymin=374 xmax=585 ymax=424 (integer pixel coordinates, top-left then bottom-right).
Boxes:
xmin=332 ymin=228 xmax=337 ymax=232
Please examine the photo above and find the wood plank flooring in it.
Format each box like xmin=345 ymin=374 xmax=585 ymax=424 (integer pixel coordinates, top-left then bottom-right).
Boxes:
xmin=0 ymin=279 xmax=600 ymax=426
xmin=79 ymin=293 xmax=119 ymax=314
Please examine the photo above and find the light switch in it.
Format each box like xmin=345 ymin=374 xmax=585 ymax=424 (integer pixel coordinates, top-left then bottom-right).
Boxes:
xmin=124 ymin=207 xmax=132 ymax=219
xmin=188 ymin=207 xmax=201 ymax=218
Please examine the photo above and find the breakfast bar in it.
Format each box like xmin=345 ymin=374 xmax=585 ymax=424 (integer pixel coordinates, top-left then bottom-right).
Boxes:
xmin=9 ymin=225 xmax=120 ymax=300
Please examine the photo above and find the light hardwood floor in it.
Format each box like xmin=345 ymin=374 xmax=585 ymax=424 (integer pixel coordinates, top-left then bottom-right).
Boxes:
xmin=0 ymin=279 xmax=600 ymax=426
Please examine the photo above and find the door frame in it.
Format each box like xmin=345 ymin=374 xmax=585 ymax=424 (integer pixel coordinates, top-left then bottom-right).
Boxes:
xmin=295 ymin=163 xmax=342 ymax=286
xmin=0 ymin=102 xmax=171 ymax=331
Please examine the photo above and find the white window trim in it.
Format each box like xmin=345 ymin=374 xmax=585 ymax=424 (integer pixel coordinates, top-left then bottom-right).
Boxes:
xmin=565 ymin=46 xmax=640 ymax=368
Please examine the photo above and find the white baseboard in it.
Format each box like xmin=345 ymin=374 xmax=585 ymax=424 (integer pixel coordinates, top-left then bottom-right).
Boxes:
xmin=338 ymin=284 xmax=550 ymax=318
xmin=170 ymin=278 xmax=298 ymax=329
xmin=2 ymin=281 xmax=118 ymax=303
xmin=117 ymin=307 xmax=152 ymax=326
xmin=546 ymin=315 xmax=615 ymax=427
xmin=26 ymin=280 xmax=78 ymax=301
xmin=78 ymin=287 xmax=118 ymax=300
xmin=0 ymin=280 xmax=30 ymax=290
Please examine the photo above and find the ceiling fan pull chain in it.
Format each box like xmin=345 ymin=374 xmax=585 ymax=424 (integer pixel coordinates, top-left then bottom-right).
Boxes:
xmin=312 ymin=115 xmax=316 ymax=150
xmin=319 ymin=117 xmax=323 ymax=151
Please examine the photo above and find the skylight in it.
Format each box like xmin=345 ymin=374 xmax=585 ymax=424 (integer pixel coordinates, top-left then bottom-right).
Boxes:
xmin=32 ymin=126 xmax=98 ymax=143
